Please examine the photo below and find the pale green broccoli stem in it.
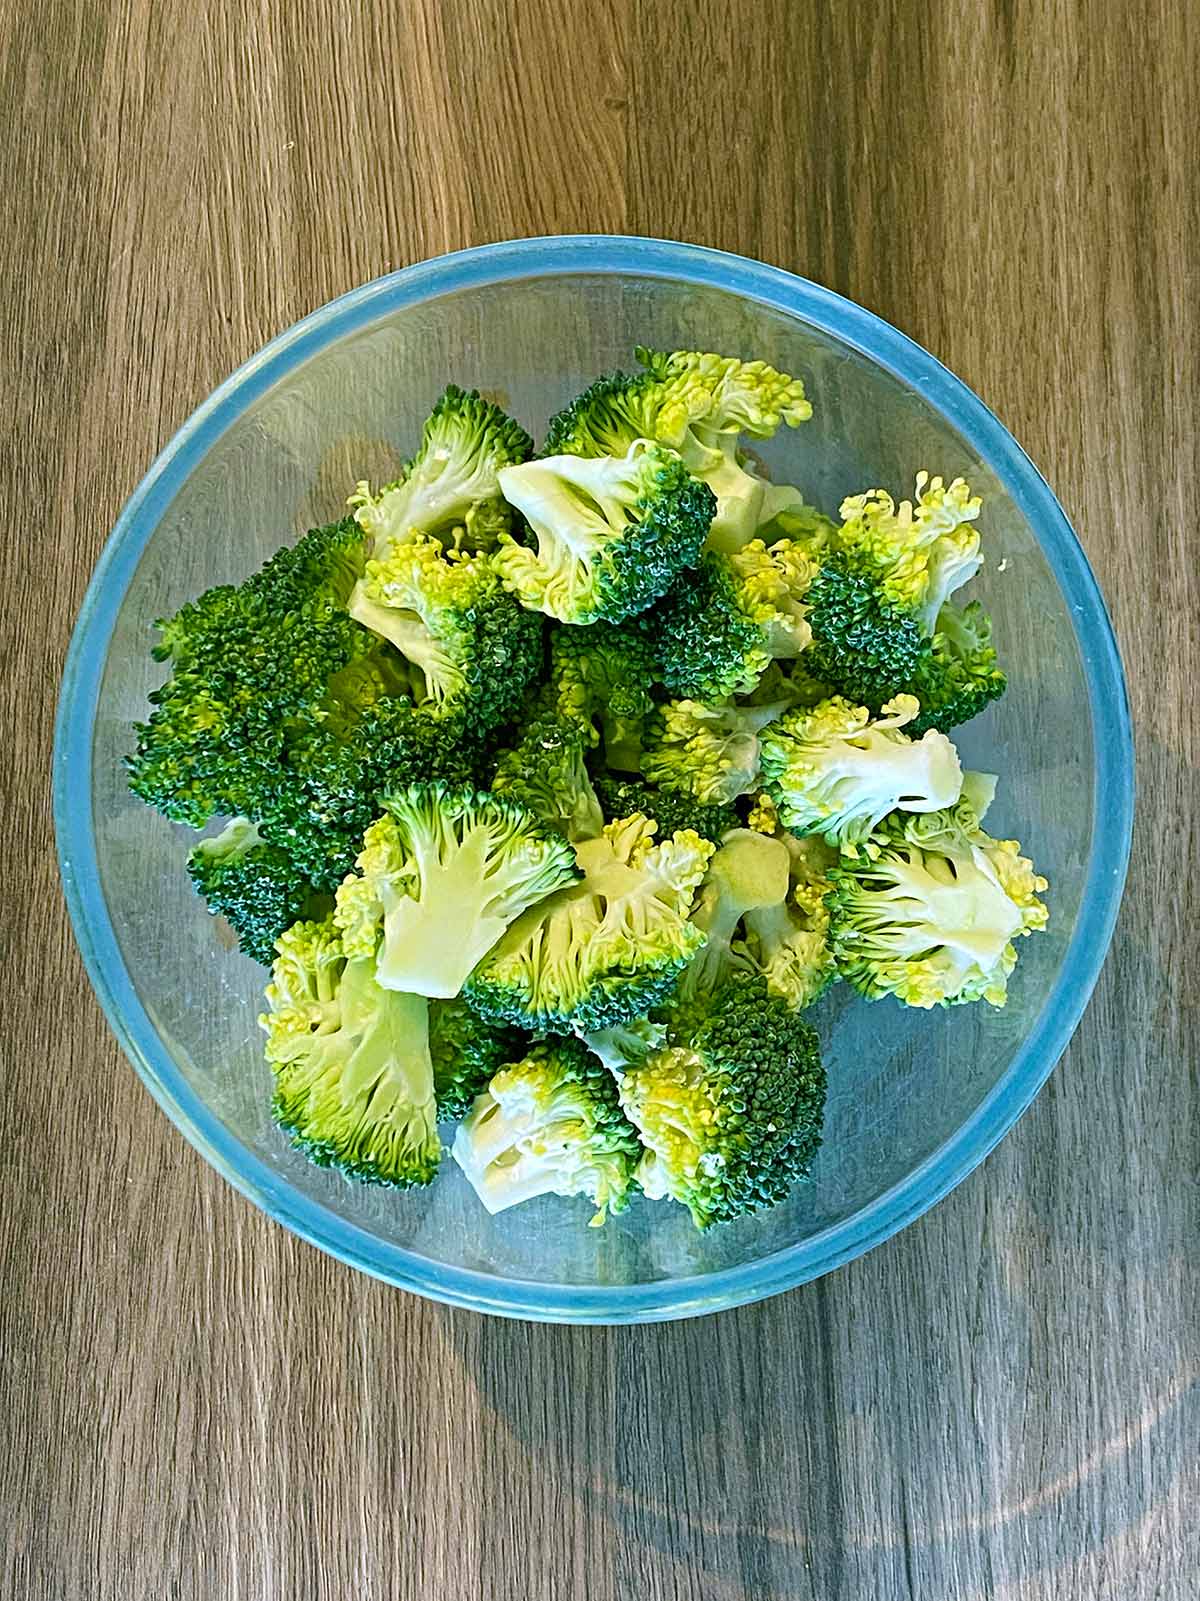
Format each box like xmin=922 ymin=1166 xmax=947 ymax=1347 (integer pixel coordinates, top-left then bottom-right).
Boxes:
xmin=684 ymin=830 xmax=791 ymax=995
xmin=346 ymin=586 xmax=459 ymax=703
xmin=376 ymin=822 xmax=508 ymax=996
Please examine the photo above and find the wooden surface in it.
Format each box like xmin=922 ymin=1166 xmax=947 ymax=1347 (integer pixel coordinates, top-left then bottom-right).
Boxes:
xmin=2 ymin=2 xmax=1197 ymax=1596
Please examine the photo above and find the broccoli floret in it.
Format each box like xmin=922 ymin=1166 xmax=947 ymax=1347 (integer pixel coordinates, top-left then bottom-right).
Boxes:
xmin=619 ymin=974 xmax=827 ymax=1229
xmin=907 ymin=600 xmax=1007 ymax=735
xmin=755 ymin=492 xmax=838 ymax=554
xmin=347 ymin=532 xmax=543 ymax=733
xmin=187 ymin=817 xmax=322 ymax=965
xmin=835 ymin=474 xmax=983 ymax=631
xmin=579 ymin=1016 xmax=670 ymax=1075
xmin=495 ymin=441 xmax=714 ymax=624
xmin=649 ymin=539 xmax=817 ymax=699
xmin=804 ymin=551 xmax=927 ymax=709
xmin=550 ymin=622 xmax=658 ymax=771
xmin=260 ymin=660 xmax=482 ymax=891
xmin=545 ymin=348 xmax=812 ymax=552
xmin=826 ymin=807 xmax=1049 ymax=1009
xmin=333 ymin=784 xmax=579 ymax=998
xmin=260 ymin=917 xmax=441 ymax=1188
xmin=760 ymin=693 xmax=964 ymax=846
xmin=452 ymin=1037 xmax=641 ymax=1223
xmin=675 ymin=829 xmax=792 ymax=1007
xmin=429 ymin=996 xmax=524 ymax=1123
xmin=349 ymin=386 xmax=533 ymax=557
xmin=491 ymin=688 xmax=603 ymax=841
xmin=640 ymin=690 xmax=794 ymax=807
xmin=128 ymin=517 xmax=374 ymax=828
xmin=590 ymin=772 xmax=738 ymax=846
xmin=465 ymin=816 xmax=714 ymax=1033
xmin=805 ymin=475 xmax=1003 ymax=731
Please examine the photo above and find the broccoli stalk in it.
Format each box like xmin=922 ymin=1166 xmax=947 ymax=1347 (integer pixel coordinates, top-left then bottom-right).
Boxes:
xmin=333 ymin=784 xmax=580 ymax=998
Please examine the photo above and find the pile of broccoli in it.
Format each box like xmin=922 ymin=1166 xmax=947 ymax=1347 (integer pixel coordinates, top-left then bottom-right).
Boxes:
xmin=129 ymin=348 xmax=1048 ymax=1232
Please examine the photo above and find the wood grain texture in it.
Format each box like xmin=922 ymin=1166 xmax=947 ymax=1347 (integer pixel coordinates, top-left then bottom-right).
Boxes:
xmin=2 ymin=0 xmax=1197 ymax=1596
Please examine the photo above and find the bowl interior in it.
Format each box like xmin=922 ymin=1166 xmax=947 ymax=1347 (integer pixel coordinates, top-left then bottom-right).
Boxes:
xmin=64 ymin=253 xmax=1119 ymax=1319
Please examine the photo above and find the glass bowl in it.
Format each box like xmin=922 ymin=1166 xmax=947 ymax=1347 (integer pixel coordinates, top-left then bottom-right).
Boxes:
xmin=54 ymin=237 xmax=1133 ymax=1323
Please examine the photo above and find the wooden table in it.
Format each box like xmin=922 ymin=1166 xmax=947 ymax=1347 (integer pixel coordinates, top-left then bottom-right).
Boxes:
xmin=3 ymin=2 xmax=1196 ymax=1596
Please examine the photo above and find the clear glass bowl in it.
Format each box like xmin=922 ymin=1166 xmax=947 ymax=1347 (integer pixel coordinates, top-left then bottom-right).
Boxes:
xmin=54 ymin=237 xmax=1133 ymax=1323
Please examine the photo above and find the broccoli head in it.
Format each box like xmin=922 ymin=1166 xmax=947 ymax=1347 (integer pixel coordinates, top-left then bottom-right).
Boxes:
xmin=187 ymin=817 xmax=322 ymax=966
xmin=826 ymin=807 xmax=1049 ymax=1008
xmin=835 ymin=473 xmax=983 ymax=631
xmin=907 ymin=599 xmax=1008 ymax=735
xmin=549 ymin=621 xmax=658 ymax=771
xmin=590 ymin=771 xmax=738 ymax=846
xmin=128 ymin=517 xmax=373 ymax=828
xmin=490 ymin=687 xmax=603 ymax=842
xmin=452 ymin=1037 xmax=641 ymax=1223
xmin=333 ymin=784 xmax=580 ymax=998
xmin=760 ymin=693 xmax=964 ymax=846
xmin=429 ymin=996 xmax=525 ymax=1123
xmin=349 ymin=385 xmax=533 ymax=557
xmin=464 ymin=815 xmax=714 ymax=1033
xmin=260 ymin=917 xmax=441 ymax=1188
xmin=495 ymin=440 xmax=714 ymax=624
xmin=619 ymin=974 xmax=827 ymax=1229
xmin=348 ymin=532 xmax=543 ymax=732
xmin=545 ymin=347 xmax=813 ymax=552
xmin=640 ymin=690 xmax=794 ymax=807
xmin=649 ymin=539 xmax=817 ymax=699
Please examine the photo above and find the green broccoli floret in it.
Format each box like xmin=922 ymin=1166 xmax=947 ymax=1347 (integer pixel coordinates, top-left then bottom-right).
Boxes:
xmin=619 ymin=974 xmax=827 ymax=1229
xmin=675 ymin=829 xmax=837 ymax=1013
xmin=260 ymin=917 xmax=441 ymax=1188
xmin=648 ymin=539 xmax=818 ymax=699
xmin=429 ymin=996 xmax=524 ymax=1123
xmin=128 ymin=517 xmax=374 ymax=828
xmin=187 ymin=817 xmax=322 ymax=965
xmin=803 ymin=551 xmax=928 ymax=709
xmin=549 ymin=622 xmax=658 ymax=771
xmin=465 ymin=815 xmax=714 ymax=1033
xmin=545 ymin=347 xmax=813 ymax=552
xmin=675 ymin=829 xmax=792 ymax=1007
xmin=347 ymin=532 xmax=543 ymax=733
xmin=640 ymin=688 xmax=795 ymax=807
xmin=349 ymin=386 xmax=533 ymax=557
xmin=590 ymin=772 xmax=738 ymax=846
xmin=735 ymin=840 xmax=838 ymax=1010
xmin=495 ymin=441 xmax=714 ymax=624
xmin=452 ymin=1037 xmax=641 ymax=1223
xmin=826 ymin=807 xmax=1049 ymax=1009
xmin=805 ymin=475 xmax=1004 ymax=732
xmin=491 ymin=688 xmax=603 ymax=841
xmin=907 ymin=600 xmax=1008 ymax=735
xmin=760 ymin=693 xmax=964 ymax=846
xmin=333 ymin=784 xmax=580 ymax=998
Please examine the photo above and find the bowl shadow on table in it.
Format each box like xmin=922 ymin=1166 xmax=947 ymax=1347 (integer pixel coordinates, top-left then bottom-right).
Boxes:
xmin=434 ymin=734 xmax=1198 ymax=1597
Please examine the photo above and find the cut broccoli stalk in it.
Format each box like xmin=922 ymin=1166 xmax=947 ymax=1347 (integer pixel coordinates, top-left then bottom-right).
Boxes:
xmin=452 ymin=1037 xmax=641 ymax=1222
xmin=496 ymin=441 xmax=715 ymax=625
xmin=333 ymin=784 xmax=580 ymax=998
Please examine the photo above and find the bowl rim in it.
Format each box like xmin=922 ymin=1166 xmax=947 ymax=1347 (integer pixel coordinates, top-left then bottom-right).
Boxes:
xmin=54 ymin=234 xmax=1134 ymax=1323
